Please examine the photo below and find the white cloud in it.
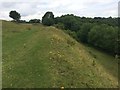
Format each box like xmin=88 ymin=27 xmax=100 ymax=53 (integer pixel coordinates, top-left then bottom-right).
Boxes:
xmin=0 ymin=0 xmax=119 ymax=21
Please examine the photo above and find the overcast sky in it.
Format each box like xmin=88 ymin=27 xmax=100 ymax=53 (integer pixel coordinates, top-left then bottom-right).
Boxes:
xmin=0 ymin=0 xmax=119 ymax=21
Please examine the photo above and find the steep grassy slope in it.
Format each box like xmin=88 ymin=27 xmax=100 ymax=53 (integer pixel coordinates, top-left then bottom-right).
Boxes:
xmin=2 ymin=21 xmax=118 ymax=88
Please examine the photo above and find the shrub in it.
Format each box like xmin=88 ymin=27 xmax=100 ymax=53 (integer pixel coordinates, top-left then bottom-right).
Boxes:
xmin=54 ymin=23 xmax=65 ymax=30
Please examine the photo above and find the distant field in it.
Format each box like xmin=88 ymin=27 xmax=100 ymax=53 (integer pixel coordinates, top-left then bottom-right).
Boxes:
xmin=2 ymin=21 xmax=118 ymax=88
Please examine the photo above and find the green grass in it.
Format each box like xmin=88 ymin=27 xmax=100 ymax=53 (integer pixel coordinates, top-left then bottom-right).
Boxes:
xmin=85 ymin=45 xmax=118 ymax=78
xmin=2 ymin=21 xmax=118 ymax=88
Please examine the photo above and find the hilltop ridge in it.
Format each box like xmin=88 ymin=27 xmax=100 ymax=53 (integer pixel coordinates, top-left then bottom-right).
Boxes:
xmin=2 ymin=21 xmax=118 ymax=88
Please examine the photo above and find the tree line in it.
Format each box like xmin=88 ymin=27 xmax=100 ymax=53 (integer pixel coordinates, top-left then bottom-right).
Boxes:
xmin=9 ymin=10 xmax=119 ymax=55
xmin=54 ymin=14 xmax=119 ymax=55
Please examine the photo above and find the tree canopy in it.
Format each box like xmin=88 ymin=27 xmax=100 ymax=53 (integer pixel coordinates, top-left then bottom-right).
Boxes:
xmin=29 ymin=19 xmax=41 ymax=23
xmin=9 ymin=11 xmax=21 ymax=21
xmin=54 ymin=14 xmax=118 ymax=55
xmin=42 ymin=12 xmax=54 ymax=26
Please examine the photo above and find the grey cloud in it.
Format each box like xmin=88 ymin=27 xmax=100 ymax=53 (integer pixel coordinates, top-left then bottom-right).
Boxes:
xmin=0 ymin=0 xmax=118 ymax=21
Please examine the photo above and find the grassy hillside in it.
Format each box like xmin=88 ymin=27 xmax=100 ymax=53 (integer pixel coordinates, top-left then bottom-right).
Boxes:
xmin=2 ymin=21 xmax=118 ymax=88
